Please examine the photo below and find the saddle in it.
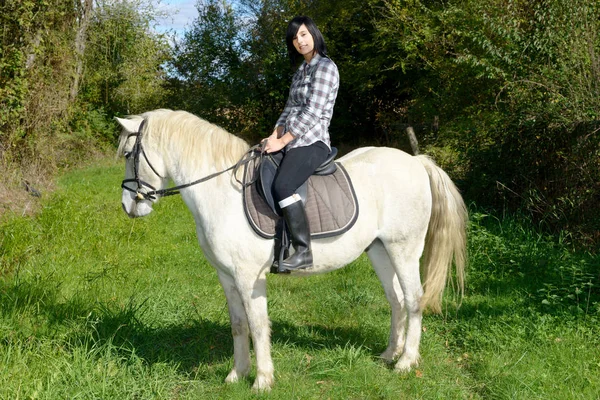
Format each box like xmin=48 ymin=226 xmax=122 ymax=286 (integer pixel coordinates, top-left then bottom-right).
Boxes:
xmin=241 ymin=146 xmax=359 ymax=242
xmin=257 ymin=148 xmax=339 ymax=215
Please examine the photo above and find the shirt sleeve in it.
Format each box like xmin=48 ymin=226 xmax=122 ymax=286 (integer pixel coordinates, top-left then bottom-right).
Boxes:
xmin=286 ymin=59 xmax=339 ymax=138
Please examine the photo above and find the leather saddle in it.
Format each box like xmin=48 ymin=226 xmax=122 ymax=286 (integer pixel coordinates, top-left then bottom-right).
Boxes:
xmin=257 ymin=147 xmax=338 ymax=215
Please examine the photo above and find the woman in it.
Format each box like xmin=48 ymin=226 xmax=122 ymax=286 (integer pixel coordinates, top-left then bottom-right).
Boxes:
xmin=263 ymin=16 xmax=340 ymax=272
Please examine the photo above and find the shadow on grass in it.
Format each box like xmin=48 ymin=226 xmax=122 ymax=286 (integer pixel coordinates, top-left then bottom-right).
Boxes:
xmin=0 ymin=276 xmax=381 ymax=375
xmin=90 ymin=314 xmax=235 ymax=373
xmin=2 ymin=260 xmax=596 ymax=383
xmin=0 ymin=273 xmax=90 ymax=323
xmin=82 ymin=302 xmax=385 ymax=374
xmin=0 ymin=276 xmax=230 ymax=372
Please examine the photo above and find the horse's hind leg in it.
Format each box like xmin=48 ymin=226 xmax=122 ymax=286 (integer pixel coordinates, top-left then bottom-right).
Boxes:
xmin=367 ymin=240 xmax=407 ymax=363
xmin=217 ymin=271 xmax=252 ymax=384
xmin=381 ymin=241 xmax=424 ymax=372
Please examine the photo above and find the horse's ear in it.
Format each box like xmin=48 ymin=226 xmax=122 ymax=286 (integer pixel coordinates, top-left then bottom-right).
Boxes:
xmin=115 ymin=117 xmax=143 ymax=134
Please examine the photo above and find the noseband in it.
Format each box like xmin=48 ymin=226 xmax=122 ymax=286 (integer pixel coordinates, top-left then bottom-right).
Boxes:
xmin=121 ymin=120 xmax=163 ymax=201
xmin=120 ymin=119 xmax=263 ymax=201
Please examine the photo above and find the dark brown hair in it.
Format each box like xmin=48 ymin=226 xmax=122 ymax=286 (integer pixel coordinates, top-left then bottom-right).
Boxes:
xmin=285 ymin=16 xmax=327 ymax=65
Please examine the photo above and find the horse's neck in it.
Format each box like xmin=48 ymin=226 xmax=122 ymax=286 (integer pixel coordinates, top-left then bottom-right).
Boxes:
xmin=163 ymin=126 xmax=244 ymax=179
xmin=164 ymin=136 xmax=246 ymax=214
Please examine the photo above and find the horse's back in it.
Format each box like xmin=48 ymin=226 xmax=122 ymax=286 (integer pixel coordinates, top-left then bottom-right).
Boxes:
xmin=339 ymin=146 xmax=429 ymax=191
xmin=339 ymin=146 xmax=432 ymax=237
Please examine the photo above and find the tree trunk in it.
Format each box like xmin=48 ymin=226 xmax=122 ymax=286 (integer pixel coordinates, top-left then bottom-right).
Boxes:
xmin=406 ymin=126 xmax=419 ymax=155
xmin=26 ymin=32 xmax=42 ymax=69
xmin=70 ymin=0 xmax=93 ymax=102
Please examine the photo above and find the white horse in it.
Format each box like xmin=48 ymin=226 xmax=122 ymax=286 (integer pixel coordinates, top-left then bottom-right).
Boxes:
xmin=116 ymin=109 xmax=467 ymax=391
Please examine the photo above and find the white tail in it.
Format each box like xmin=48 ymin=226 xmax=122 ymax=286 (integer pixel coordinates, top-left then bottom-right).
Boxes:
xmin=417 ymin=155 xmax=467 ymax=313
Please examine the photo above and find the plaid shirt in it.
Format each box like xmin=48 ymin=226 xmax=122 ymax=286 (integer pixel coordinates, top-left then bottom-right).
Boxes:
xmin=276 ymin=54 xmax=339 ymax=150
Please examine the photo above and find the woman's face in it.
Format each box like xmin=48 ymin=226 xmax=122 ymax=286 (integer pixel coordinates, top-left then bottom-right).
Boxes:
xmin=292 ymin=24 xmax=315 ymax=61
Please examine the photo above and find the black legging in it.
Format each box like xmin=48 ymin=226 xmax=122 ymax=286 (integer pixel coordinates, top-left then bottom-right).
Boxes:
xmin=272 ymin=141 xmax=330 ymax=202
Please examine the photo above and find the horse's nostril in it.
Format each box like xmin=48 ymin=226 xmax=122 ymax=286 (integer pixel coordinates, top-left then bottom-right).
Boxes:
xmin=122 ymin=203 xmax=127 ymax=213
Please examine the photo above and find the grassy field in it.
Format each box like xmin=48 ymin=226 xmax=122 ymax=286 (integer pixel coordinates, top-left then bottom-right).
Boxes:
xmin=1 ymin=159 xmax=599 ymax=399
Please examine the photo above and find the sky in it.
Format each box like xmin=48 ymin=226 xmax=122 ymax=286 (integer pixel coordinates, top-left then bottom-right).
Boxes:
xmin=155 ymin=0 xmax=199 ymax=36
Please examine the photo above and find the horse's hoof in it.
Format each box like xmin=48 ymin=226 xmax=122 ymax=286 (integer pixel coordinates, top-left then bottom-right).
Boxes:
xmin=225 ymin=368 xmax=248 ymax=384
xmin=225 ymin=372 xmax=239 ymax=384
xmin=394 ymin=355 xmax=419 ymax=373
xmin=379 ymin=348 xmax=400 ymax=364
xmin=251 ymin=373 xmax=274 ymax=392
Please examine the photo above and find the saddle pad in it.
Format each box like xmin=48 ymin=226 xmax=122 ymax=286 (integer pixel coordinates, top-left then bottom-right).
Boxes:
xmin=242 ymin=157 xmax=359 ymax=239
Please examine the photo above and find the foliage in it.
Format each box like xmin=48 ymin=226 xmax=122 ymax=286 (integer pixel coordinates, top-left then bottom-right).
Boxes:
xmin=168 ymin=0 xmax=600 ymax=244
xmin=81 ymin=0 xmax=171 ymax=118
xmin=468 ymin=211 xmax=600 ymax=314
xmin=0 ymin=0 xmax=170 ymax=215
xmin=168 ymin=0 xmax=391 ymax=145
xmin=0 ymin=0 xmax=77 ymax=163
xmin=167 ymin=0 xmax=257 ymax=138
xmin=373 ymin=0 xmax=600 ymax=245
xmin=0 ymin=162 xmax=598 ymax=398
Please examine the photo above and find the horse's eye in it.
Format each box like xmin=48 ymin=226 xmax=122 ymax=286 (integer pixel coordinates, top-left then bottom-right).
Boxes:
xmin=124 ymin=151 xmax=132 ymax=159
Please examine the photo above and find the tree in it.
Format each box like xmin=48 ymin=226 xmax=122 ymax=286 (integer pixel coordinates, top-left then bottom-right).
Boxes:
xmin=374 ymin=0 xmax=600 ymax=243
xmin=169 ymin=0 xmax=390 ymax=145
xmin=0 ymin=0 xmax=78 ymax=163
xmin=0 ymin=0 xmax=171 ymax=200
xmin=71 ymin=0 xmax=94 ymax=102
xmin=168 ymin=0 xmax=247 ymax=131
xmin=81 ymin=0 xmax=170 ymax=117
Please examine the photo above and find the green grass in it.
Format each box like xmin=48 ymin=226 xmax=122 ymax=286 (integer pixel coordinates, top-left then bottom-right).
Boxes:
xmin=0 ymin=158 xmax=599 ymax=399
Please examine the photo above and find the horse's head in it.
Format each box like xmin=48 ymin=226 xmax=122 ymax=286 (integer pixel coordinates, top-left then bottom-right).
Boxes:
xmin=116 ymin=116 xmax=168 ymax=218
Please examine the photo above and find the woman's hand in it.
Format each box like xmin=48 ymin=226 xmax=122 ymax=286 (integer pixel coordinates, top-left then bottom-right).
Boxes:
xmin=264 ymin=136 xmax=286 ymax=153
xmin=263 ymin=128 xmax=294 ymax=153
xmin=261 ymin=129 xmax=279 ymax=151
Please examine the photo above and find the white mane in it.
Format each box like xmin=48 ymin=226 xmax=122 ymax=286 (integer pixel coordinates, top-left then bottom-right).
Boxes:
xmin=118 ymin=109 xmax=250 ymax=172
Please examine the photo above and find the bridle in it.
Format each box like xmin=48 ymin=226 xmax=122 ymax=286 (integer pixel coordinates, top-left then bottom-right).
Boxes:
xmin=120 ymin=119 xmax=263 ymax=201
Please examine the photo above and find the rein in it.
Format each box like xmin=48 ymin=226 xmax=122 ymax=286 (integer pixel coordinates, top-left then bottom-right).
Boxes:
xmin=121 ymin=119 xmax=264 ymax=201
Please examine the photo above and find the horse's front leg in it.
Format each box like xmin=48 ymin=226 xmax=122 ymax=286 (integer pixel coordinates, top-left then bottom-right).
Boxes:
xmin=235 ymin=270 xmax=274 ymax=392
xmin=217 ymin=271 xmax=251 ymax=383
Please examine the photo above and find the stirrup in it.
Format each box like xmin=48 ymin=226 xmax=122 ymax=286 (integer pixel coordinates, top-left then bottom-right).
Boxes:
xmin=270 ymin=220 xmax=290 ymax=274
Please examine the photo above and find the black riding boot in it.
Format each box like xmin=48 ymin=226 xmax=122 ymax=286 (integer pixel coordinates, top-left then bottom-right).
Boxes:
xmin=279 ymin=199 xmax=313 ymax=271
xmin=270 ymin=218 xmax=289 ymax=273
